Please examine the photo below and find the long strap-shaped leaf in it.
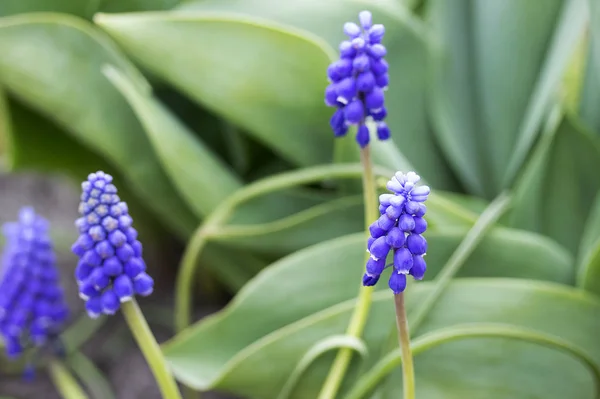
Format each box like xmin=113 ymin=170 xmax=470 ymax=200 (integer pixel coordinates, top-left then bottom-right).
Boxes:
xmin=345 ymin=323 xmax=600 ymax=399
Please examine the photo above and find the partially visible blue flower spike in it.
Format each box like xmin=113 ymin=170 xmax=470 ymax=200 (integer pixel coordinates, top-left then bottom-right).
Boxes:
xmin=0 ymin=207 xmax=69 ymax=361
xmin=325 ymin=10 xmax=390 ymax=148
xmin=362 ymin=171 xmax=430 ymax=294
xmin=72 ymin=171 xmax=154 ymax=319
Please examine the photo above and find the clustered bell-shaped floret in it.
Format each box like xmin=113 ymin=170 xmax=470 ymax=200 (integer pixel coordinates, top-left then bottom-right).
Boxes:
xmin=72 ymin=171 xmax=154 ymax=319
xmin=363 ymin=172 xmax=430 ymax=294
xmin=0 ymin=208 xmax=69 ymax=359
xmin=325 ymin=10 xmax=390 ymax=148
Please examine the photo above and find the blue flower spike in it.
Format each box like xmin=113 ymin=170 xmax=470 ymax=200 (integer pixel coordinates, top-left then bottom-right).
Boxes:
xmin=72 ymin=171 xmax=154 ymax=318
xmin=325 ymin=10 xmax=390 ymax=148
xmin=362 ymin=171 xmax=430 ymax=294
xmin=0 ymin=207 xmax=69 ymax=361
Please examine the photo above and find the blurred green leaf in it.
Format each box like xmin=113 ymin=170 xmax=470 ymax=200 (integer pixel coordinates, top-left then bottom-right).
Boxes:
xmin=577 ymin=193 xmax=600 ymax=294
xmin=0 ymin=13 xmax=197 ymax=236
xmin=67 ymin=352 xmax=116 ymax=399
xmin=580 ymin=0 xmax=600 ymax=134
xmin=177 ymin=0 xmax=457 ymax=190
xmin=99 ymin=0 xmax=180 ymax=13
xmin=103 ymin=64 xmax=241 ymax=217
xmin=429 ymin=0 xmax=587 ymax=196
xmin=1 ymin=93 xmax=109 ymax=177
xmin=0 ymin=0 xmax=99 ymax=18
xmin=94 ymin=11 xmax=334 ymax=167
xmin=164 ymin=232 xmax=576 ymax=398
xmin=210 ymin=195 xmax=364 ymax=255
xmin=509 ymin=113 xmax=600 ymax=254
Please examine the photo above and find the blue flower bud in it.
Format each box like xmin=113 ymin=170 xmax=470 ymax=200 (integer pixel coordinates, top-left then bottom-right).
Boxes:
xmin=413 ymin=217 xmax=427 ymax=234
xmin=377 ymin=214 xmax=395 ymax=231
xmin=409 ymin=255 xmax=427 ymax=280
xmin=369 ymin=221 xmax=386 ymax=238
xmin=345 ymin=99 xmax=365 ymax=124
xmin=344 ymin=22 xmax=361 ymax=38
xmin=377 ymin=122 xmax=391 ymax=140
xmin=407 ymin=234 xmax=427 ymax=255
xmin=385 ymin=227 xmax=405 ymax=248
xmin=362 ymin=273 xmax=380 ymax=286
xmin=394 ymin=248 xmax=413 ymax=273
xmin=368 ymin=24 xmax=385 ymax=43
xmin=114 ymin=275 xmax=133 ymax=302
xmin=358 ymin=10 xmax=372 ymax=30
xmin=399 ymin=214 xmax=415 ymax=232
xmin=133 ymin=274 xmax=154 ymax=296
xmin=369 ymin=237 xmax=391 ymax=260
xmin=366 ymin=257 xmax=385 ymax=275
xmin=356 ymin=124 xmax=370 ymax=148
xmin=388 ymin=272 xmax=407 ymax=295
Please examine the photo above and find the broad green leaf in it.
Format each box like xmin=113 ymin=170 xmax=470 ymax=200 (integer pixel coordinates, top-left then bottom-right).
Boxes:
xmin=177 ymin=0 xmax=457 ymax=190
xmin=509 ymin=114 xmax=600 ymax=254
xmin=580 ymin=0 xmax=600 ymax=134
xmin=0 ymin=0 xmax=98 ymax=18
xmin=164 ymin=232 xmax=575 ymax=398
xmin=94 ymin=11 xmax=333 ymax=167
xmin=103 ymin=65 xmax=241 ymax=218
xmin=0 ymin=13 xmax=197 ymax=236
xmin=577 ymin=193 xmax=600 ymax=294
xmin=99 ymin=0 xmax=180 ymax=13
xmin=429 ymin=0 xmax=587 ymax=196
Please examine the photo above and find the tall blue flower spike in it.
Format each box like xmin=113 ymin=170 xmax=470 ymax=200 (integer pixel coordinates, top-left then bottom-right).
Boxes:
xmin=325 ymin=10 xmax=390 ymax=148
xmin=72 ymin=171 xmax=154 ymax=319
xmin=0 ymin=207 xmax=69 ymax=360
xmin=362 ymin=172 xmax=430 ymax=294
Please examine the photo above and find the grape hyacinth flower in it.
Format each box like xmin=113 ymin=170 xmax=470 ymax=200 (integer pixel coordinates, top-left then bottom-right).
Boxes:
xmin=325 ymin=10 xmax=390 ymax=147
xmin=363 ymin=171 xmax=430 ymax=294
xmin=0 ymin=208 xmax=69 ymax=360
xmin=72 ymin=171 xmax=154 ymax=318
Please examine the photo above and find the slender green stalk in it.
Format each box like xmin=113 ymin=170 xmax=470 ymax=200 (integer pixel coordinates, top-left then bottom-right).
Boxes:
xmin=122 ymin=300 xmax=183 ymax=399
xmin=48 ymin=359 xmax=88 ymax=399
xmin=394 ymin=293 xmax=415 ymax=399
xmin=344 ymin=323 xmax=600 ymax=399
xmin=317 ymin=148 xmax=380 ymax=399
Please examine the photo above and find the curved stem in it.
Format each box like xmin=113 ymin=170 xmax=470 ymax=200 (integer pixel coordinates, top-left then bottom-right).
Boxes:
xmin=409 ymin=192 xmax=512 ymax=333
xmin=122 ymin=300 xmax=183 ymax=399
xmin=394 ymin=293 xmax=415 ymax=399
xmin=48 ymin=359 xmax=88 ymax=399
xmin=174 ymin=163 xmax=394 ymax=333
xmin=344 ymin=323 xmax=600 ymax=399
xmin=317 ymin=148 xmax=380 ymax=399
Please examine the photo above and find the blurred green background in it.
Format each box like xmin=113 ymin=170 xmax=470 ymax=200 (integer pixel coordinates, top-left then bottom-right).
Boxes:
xmin=1 ymin=0 xmax=600 ymax=398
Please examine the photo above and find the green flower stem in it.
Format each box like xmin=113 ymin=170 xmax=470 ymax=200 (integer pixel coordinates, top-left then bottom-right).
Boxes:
xmin=409 ymin=192 xmax=512 ymax=333
xmin=318 ymin=148 xmax=380 ymax=399
xmin=344 ymin=323 xmax=600 ymax=399
xmin=174 ymin=163 xmax=394 ymax=333
xmin=394 ymin=293 xmax=415 ymax=399
xmin=121 ymin=300 xmax=183 ymax=399
xmin=48 ymin=359 xmax=88 ymax=399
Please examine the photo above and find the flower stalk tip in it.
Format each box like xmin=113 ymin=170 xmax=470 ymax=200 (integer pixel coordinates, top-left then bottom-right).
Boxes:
xmin=72 ymin=171 xmax=154 ymax=318
xmin=325 ymin=10 xmax=390 ymax=148
xmin=363 ymin=171 xmax=430 ymax=293
xmin=0 ymin=207 xmax=69 ymax=370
